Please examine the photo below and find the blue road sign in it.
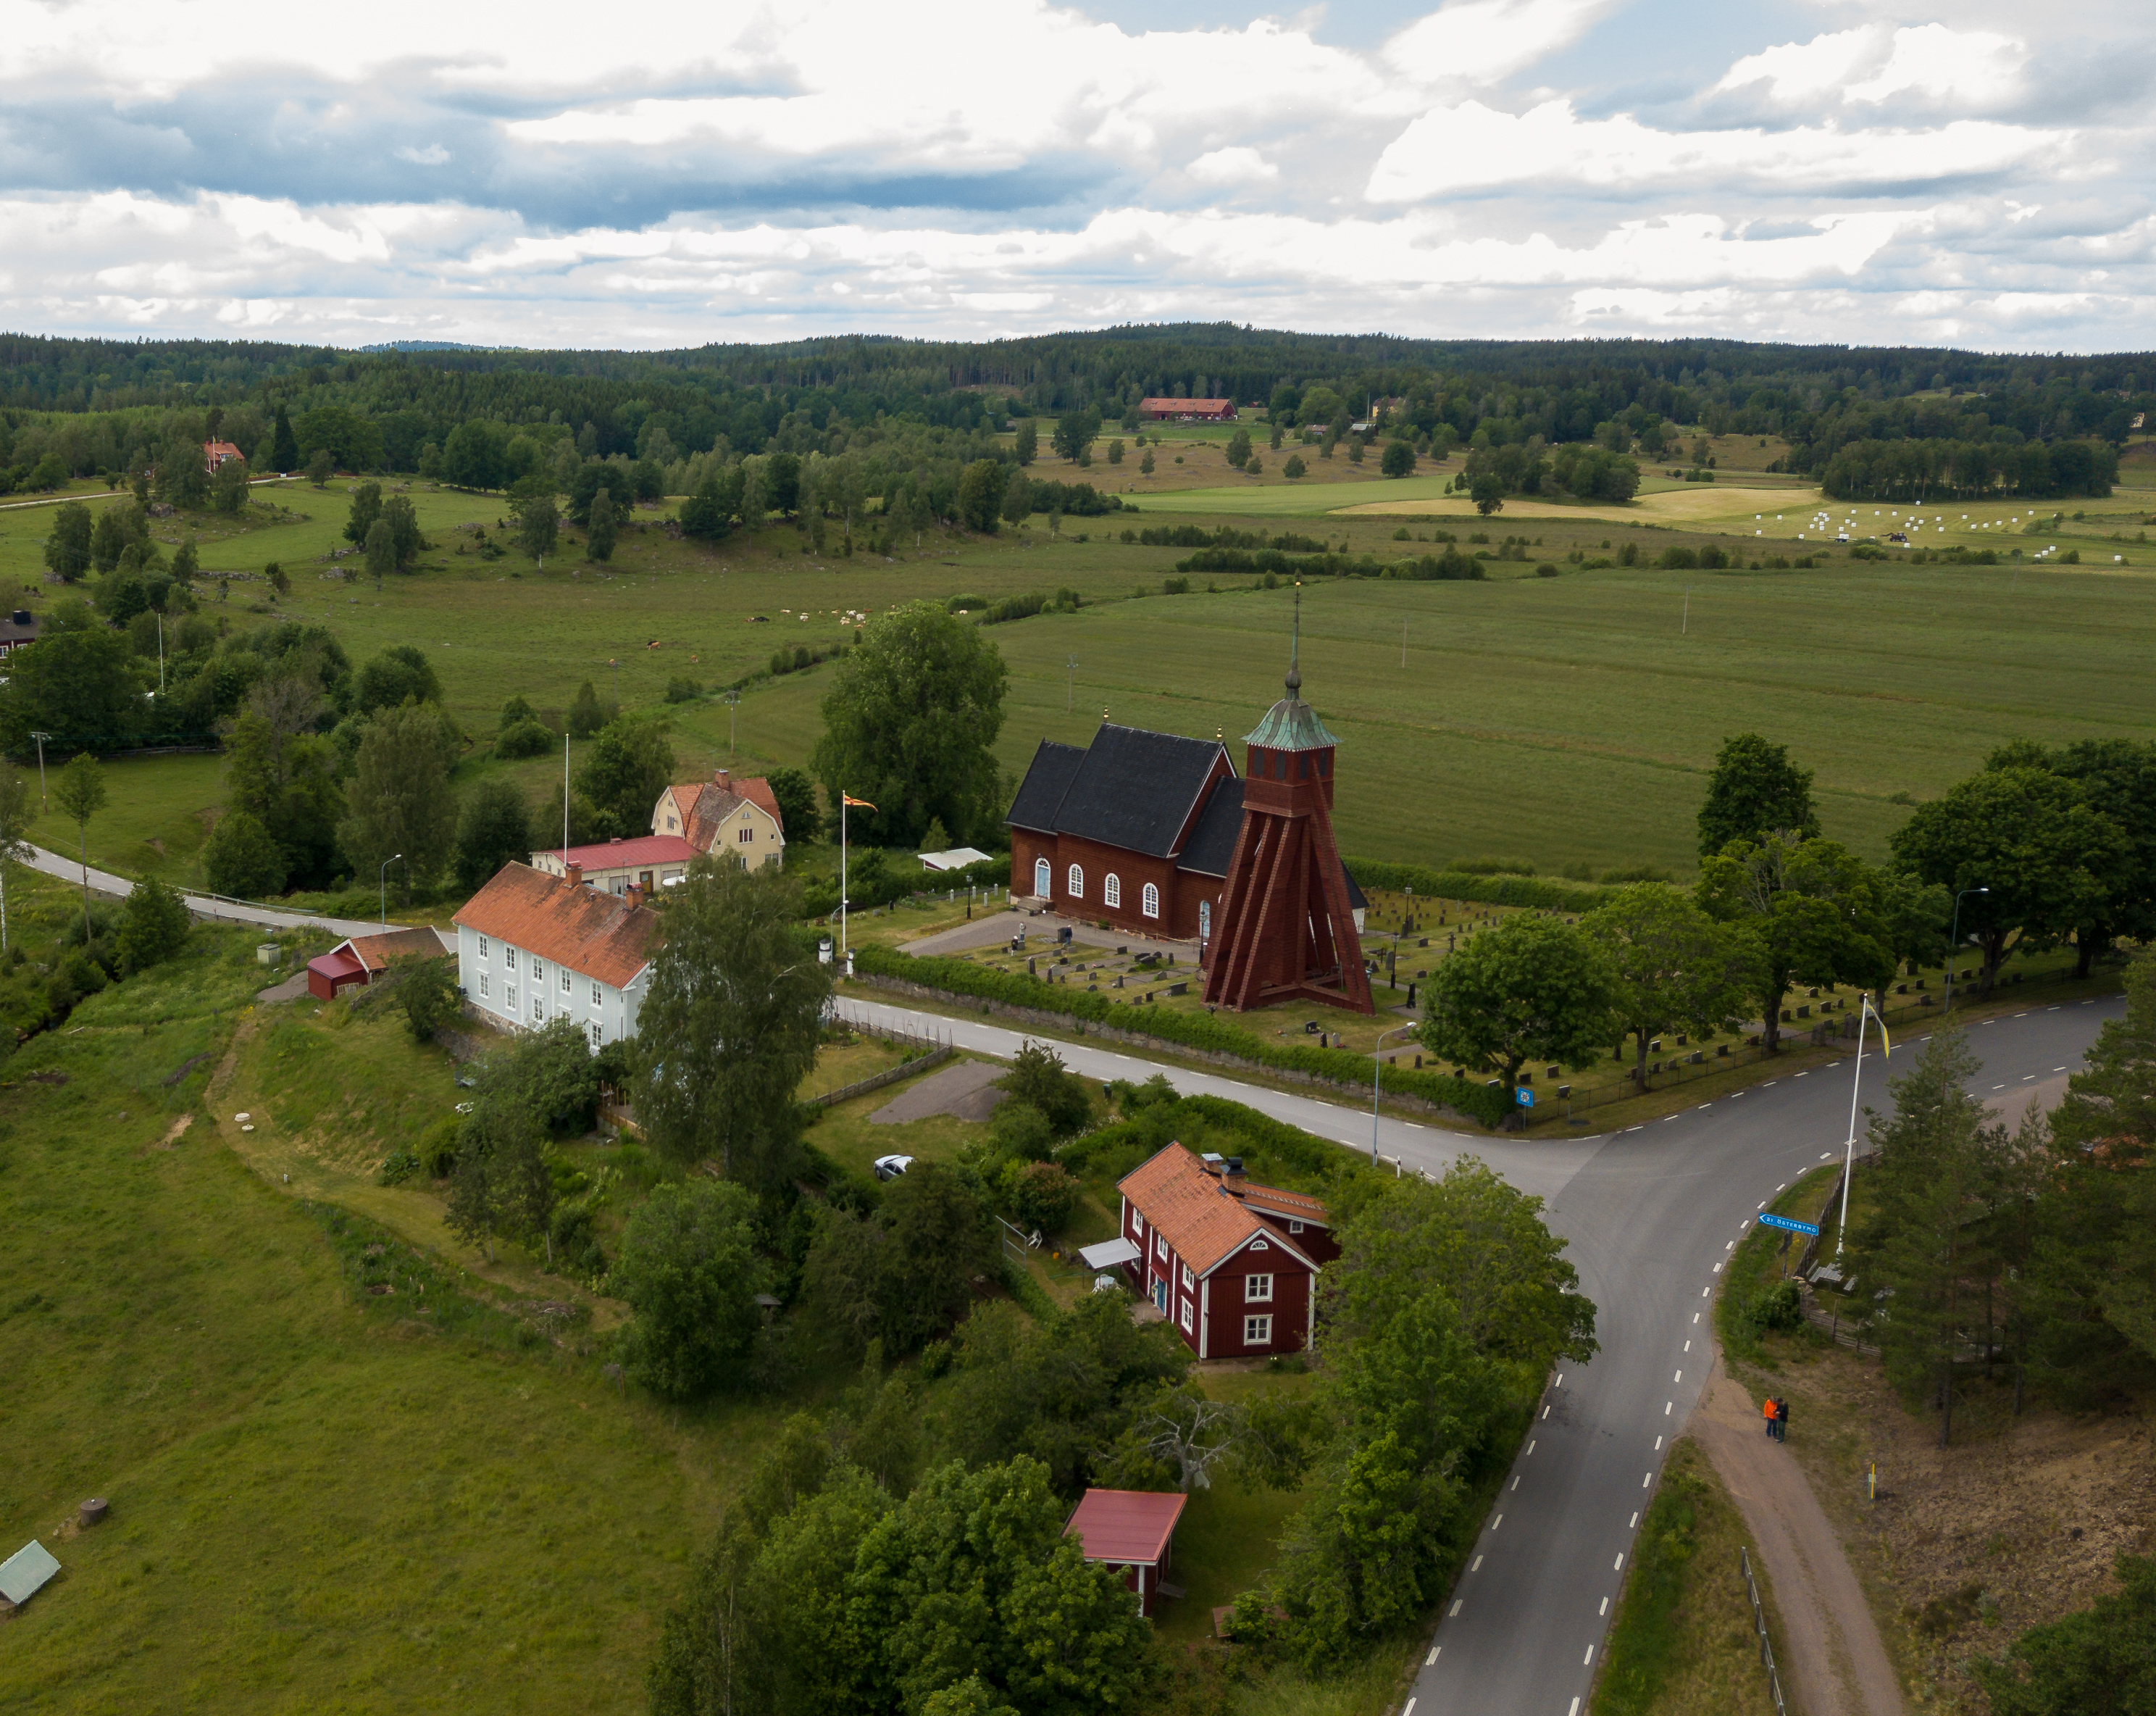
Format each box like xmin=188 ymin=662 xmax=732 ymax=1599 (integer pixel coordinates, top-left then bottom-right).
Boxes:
xmin=1758 ymin=1212 xmax=1821 ymax=1236
xmin=1516 ymin=1088 xmax=1534 ymax=1107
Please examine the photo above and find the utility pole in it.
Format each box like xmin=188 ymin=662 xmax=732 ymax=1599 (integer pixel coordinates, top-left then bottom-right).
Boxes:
xmin=723 ymin=688 xmax=740 ymax=755
xmin=1066 ymin=655 xmax=1078 ymax=713
xmin=1400 ymin=617 xmax=1407 ymax=667
xmin=29 ymin=732 xmax=50 ymax=812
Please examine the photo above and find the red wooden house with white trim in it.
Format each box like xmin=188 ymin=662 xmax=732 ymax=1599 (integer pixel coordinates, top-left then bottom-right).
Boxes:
xmin=1116 ymin=1143 xmax=1335 ymax=1359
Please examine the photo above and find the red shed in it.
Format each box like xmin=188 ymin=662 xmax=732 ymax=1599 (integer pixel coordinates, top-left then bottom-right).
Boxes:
xmin=305 ymin=927 xmax=451 ymax=1001
xmin=1065 ymin=1488 xmax=1187 ymax=1615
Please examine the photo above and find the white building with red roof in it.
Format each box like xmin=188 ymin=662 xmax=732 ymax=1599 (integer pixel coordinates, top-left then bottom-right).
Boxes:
xmin=1115 ymin=1143 xmax=1335 ymax=1358
xmin=530 ymin=833 xmax=696 ymax=895
xmin=652 ymin=769 xmax=785 ymax=871
xmin=453 ymin=862 xmax=661 ymax=1048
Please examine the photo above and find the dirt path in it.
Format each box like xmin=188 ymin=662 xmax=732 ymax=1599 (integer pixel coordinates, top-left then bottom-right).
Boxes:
xmin=1695 ymin=1357 xmax=1906 ymax=1716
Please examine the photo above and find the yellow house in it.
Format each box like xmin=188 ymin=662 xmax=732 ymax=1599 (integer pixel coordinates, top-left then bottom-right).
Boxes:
xmin=653 ymin=770 xmax=787 ymax=872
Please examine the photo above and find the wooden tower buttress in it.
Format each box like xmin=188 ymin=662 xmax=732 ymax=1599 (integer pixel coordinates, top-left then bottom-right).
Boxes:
xmin=1202 ymin=595 xmax=1373 ymax=1015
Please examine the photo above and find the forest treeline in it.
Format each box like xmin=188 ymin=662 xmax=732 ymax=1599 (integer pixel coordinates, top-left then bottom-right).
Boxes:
xmin=0 ymin=326 xmax=2144 ymax=507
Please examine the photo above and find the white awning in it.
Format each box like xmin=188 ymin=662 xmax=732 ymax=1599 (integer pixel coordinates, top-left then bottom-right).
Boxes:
xmin=1077 ymin=1237 xmax=1141 ymax=1270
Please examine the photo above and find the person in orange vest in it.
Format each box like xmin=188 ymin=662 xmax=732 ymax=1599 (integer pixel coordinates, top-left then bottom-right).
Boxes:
xmin=1763 ymin=1396 xmax=1779 ymax=1439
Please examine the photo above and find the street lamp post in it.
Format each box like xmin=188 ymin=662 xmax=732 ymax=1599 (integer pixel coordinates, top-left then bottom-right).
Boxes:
xmin=1370 ymin=1022 xmax=1418 ymax=1166
xmin=380 ymin=853 xmax=404 ymax=925
xmin=28 ymin=731 xmax=50 ymax=812
xmin=1944 ymin=886 xmax=1988 ymax=1010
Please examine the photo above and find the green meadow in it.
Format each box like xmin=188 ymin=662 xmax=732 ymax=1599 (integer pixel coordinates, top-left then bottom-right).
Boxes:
xmin=4 ymin=473 xmax=2155 ymax=887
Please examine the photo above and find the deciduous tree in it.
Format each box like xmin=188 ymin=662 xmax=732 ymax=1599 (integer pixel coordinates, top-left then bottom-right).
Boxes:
xmin=615 ymin=1177 xmax=768 ymax=1398
xmin=454 ymin=776 xmax=532 ymax=889
xmin=1697 ymin=733 xmax=1821 ymax=858
xmin=1419 ymin=914 xmax=1618 ymax=1108
xmin=574 ymin=717 xmax=674 ymax=840
xmin=635 ymin=860 xmax=830 ymax=1180
xmin=1584 ymin=883 xmax=1760 ymax=1087
xmin=336 ymin=701 xmax=458 ymax=891
xmin=43 ymin=501 xmax=93 ymax=582
xmin=811 ymin=601 xmax=1008 ymax=847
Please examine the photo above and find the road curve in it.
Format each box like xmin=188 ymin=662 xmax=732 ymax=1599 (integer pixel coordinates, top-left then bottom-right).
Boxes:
xmin=20 ymin=841 xmax=398 ymax=938
xmin=833 ymin=989 xmax=2123 ymax=1715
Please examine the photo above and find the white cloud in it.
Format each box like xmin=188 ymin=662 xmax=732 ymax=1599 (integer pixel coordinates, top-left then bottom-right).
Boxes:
xmin=1715 ymin=24 xmax=2026 ymax=109
xmin=0 ymin=0 xmax=2142 ymax=351
xmin=1368 ymin=100 xmax=2067 ymax=199
xmin=1383 ymin=0 xmax=1610 ymax=86
xmin=1188 ymin=146 xmax=1279 ymax=184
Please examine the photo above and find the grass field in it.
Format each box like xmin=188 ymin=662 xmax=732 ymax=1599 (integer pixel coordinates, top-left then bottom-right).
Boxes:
xmin=0 ymin=876 xmax=1345 ymax=1713
xmin=5 ymin=463 xmax=2154 ymax=887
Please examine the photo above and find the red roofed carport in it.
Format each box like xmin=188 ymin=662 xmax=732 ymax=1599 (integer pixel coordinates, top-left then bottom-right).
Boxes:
xmin=1064 ymin=1488 xmax=1187 ymax=1616
xmin=305 ymin=948 xmax=367 ymax=1001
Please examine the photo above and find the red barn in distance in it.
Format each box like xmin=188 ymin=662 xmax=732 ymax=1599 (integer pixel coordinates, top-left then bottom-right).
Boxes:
xmin=1139 ymin=397 xmax=1237 ymax=421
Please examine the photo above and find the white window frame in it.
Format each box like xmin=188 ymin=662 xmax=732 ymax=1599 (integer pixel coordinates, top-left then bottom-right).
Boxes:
xmin=532 ymin=995 xmax=545 ymax=1022
xmin=560 ymin=966 xmax=572 ymax=994
xmin=1245 ymin=1273 xmax=1274 ymax=1303
xmin=592 ymin=980 xmax=603 ymax=1007
xmin=478 ymin=935 xmax=490 ymax=959
xmin=1289 ymin=1219 xmax=1305 ymax=1235
xmin=505 ymin=948 xmax=518 ymax=974
xmin=1068 ymin=863 xmax=1085 ymax=900
xmin=1180 ymin=1299 xmax=1194 ymax=1334
xmin=478 ymin=972 xmax=490 ymax=999
xmin=506 ymin=983 xmax=519 ymax=1014
xmin=1103 ymin=872 xmax=1121 ymax=908
xmin=588 ymin=1021 xmax=603 ymax=1049
xmin=1181 ymin=1262 xmax=1195 ymax=1291
xmin=1199 ymin=899 xmax=1211 ymax=941
xmin=1141 ymin=882 xmax=1160 ymax=920
xmin=1156 ymin=1233 xmax=1167 ymax=1259
xmin=1034 ymin=857 xmax=1050 ymax=897
xmin=1244 ymin=1314 xmax=1273 ymax=1346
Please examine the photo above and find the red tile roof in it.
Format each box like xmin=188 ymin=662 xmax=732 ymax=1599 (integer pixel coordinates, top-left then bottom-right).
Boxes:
xmin=661 ymin=773 xmax=785 ymax=849
xmin=453 ymin=862 xmax=661 ymax=989
xmin=543 ymin=834 xmax=698 ymax=870
xmin=1065 ymin=1488 xmax=1187 ymax=1567
xmin=203 ymin=440 xmax=245 ymax=465
xmin=1118 ymin=1144 xmax=1323 ymax=1276
xmin=1140 ymin=398 xmax=1236 ymax=415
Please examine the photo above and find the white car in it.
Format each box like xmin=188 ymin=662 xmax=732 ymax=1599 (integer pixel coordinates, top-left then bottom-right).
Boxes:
xmin=872 ymin=1154 xmax=914 ymax=1182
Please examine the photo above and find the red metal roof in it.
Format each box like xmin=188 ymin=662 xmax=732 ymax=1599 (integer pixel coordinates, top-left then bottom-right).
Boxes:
xmin=309 ymin=949 xmax=364 ymax=980
xmin=543 ymin=834 xmax=698 ymax=870
xmin=1065 ymin=1488 xmax=1187 ymax=1566
xmin=1118 ymin=1143 xmax=1324 ymax=1275
xmin=1140 ymin=398 xmax=1235 ymax=415
xmin=453 ymin=862 xmax=661 ymax=989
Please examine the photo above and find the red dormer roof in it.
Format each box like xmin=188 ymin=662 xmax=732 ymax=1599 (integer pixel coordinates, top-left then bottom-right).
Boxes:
xmin=1118 ymin=1142 xmax=1322 ymax=1276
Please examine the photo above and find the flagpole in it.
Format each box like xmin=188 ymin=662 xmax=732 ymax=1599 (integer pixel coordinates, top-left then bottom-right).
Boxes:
xmin=840 ymin=794 xmax=848 ymax=957
xmin=1837 ymin=997 xmax=1873 ymax=1259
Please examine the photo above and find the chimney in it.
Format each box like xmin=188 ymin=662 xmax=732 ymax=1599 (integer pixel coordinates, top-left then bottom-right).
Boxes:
xmin=1200 ymin=1152 xmax=1225 ymax=1177
xmin=624 ymin=882 xmax=645 ymax=910
xmin=564 ymin=862 xmax=584 ymax=889
xmin=1222 ymin=1157 xmax=1246 ymax=1192
xmin=714 ymin=768 xmax=731 ymax=791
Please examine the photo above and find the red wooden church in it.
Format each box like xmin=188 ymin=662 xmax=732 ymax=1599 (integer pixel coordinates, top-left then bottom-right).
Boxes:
xmin=1003 ymin=610 xmax=1369 ymax=1013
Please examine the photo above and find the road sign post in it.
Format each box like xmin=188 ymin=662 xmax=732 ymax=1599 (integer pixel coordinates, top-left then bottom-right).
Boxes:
xmin=1758 ymin=1212 xmax=1820 ymax=1237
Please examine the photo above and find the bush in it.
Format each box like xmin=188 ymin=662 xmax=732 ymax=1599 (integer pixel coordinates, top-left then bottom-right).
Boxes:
xmin=664 ymin=676 xmax=703 ymax=703
xmin=493 ymin=716 xmax=554 ymax=761
xmin=1003 ymin=1160 xmax=1079 ymax=1235
xmin=417 ymin=1114 xmax=464 ymax=1179
xmin=1535 ymin=562 xmax=1559 ymax=578
xmin=1739 ymin=1280 xmax=1805 ymax=1336
xmin=988 ymin=1099 xmax=1056 ymax=1162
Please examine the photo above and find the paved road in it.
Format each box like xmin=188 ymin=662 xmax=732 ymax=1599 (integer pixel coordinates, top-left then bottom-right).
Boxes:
xmin=834 ymin=989 xmax=2123 ymax=1715
xmin=21 ymin=842 xmax=397 ymax=939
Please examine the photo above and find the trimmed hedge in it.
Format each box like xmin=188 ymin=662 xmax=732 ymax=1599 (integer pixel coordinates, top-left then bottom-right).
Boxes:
xmin=850 ymin=944 xmax=1508 ymax=1127
xmin=1345 ymin=857 xmax=1616 ymax=915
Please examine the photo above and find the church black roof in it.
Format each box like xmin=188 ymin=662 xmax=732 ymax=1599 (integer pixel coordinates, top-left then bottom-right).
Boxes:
xmin=1006 ymin=724 xmax=1227 ymax=858
xmin=1179 ymin=776 xmax=1246 ymax=878
xmin=1007 ymin=740 xmax=1086 ymax=833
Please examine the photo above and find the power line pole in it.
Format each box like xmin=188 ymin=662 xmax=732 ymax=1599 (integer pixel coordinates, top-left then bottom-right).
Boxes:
xmin=1066 ymin=654 xmax=1078 ymax=713
xmin=723 ymin=688 xmax=740 ymax=755
xmin=28 ymin=732 xmax=50 ymax=812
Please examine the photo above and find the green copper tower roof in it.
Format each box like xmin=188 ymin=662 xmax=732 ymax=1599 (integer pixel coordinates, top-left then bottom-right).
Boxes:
xmin=1242 ymin=586 xmax=1342 ymax=751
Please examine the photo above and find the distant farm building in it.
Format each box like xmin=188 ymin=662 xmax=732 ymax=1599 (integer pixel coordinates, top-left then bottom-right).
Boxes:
xmin=651 ymin=770 xmax=786 ymax=871
xmin=305 ymin=927 xmax=452 ymax=1001
xmin=0 ymin=609 xmax=38 ymax=657
xmin=202 ymin=439 xmax=245 ymax=474
xmin=1140 ymin=398 xmax=1237 ymax=421
xmin=532 ymin=833 xmax=696 ymax=896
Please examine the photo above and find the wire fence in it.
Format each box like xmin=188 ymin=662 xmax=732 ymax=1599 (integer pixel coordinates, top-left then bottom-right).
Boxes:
xmin=1739 ymin=1546 xmax=1789 ymax=1715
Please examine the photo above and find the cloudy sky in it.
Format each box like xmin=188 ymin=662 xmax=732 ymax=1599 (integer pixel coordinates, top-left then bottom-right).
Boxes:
xmin=0 ymin=0 xmax=2149 ymax=351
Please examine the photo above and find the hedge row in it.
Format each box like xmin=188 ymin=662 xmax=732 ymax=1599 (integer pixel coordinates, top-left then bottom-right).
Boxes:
xmin=1344 ymin=857 xmax=1616 ymax=915
xmin=849 ymin=944 xmax=1509 ymax=1127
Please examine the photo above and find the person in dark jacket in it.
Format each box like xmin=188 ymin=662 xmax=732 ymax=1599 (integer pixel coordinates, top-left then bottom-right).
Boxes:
xmin=1773 ymin=1397 xmax=1789 ymax=1441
